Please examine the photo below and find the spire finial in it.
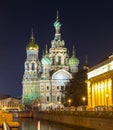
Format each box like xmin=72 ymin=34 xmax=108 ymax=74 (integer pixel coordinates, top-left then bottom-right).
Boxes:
xmin=56 ymin=10 xmax=59 ymax=21
xmin=83 ymin=55 xmax=89 ymax=70
xmin=85 ymin=55 xmax=88 ymax=64
xmin=45 ymin=44 xmax=48 ymax=54
xmin=72 ymin=45 xmax=75 ymax=56
xmin=31 ymin=28 xmax=34 ymax=40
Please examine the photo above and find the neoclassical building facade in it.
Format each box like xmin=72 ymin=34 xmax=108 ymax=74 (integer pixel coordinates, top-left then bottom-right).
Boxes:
xmin=0 ymin=97 xmax=22 ymax=111
xmin=87 ymin=55 xmax=113 ymax=110
xmin=22 ymin=13 xmax=79 ymax=110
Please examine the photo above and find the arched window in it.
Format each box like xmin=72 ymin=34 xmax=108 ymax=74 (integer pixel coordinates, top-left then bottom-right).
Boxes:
xmin=61 ymin=86 xmax=64 ymax=90
xmin=47 ymin=96 xmax=49 ymax=102
xmin=57 ymin=86 xmax=59 ymax=90
xmin=57 ymin=96 xmax=59 ymax=101
xmin=32 ymin=63 xmax=35 ymax=70
xmin=47 ymin=86 xmax=49 ymax=90
xmin=58 ymin=56 xmax=61 ymax=65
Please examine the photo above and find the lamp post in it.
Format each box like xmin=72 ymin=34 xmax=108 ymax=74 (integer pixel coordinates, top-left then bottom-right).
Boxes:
xmin=106 ymin=94 xmax=108 ymax=111
xmin=68 ymin=99 xmax=71 ymax=107
xmin=82 ymin=97 xmax=86 ymax=106
xmin=58 ymin=101 xmax=61 ymax=111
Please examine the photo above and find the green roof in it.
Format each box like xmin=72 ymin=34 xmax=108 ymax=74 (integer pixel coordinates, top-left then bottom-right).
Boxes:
xmin=41 ymin=55 xmax=52 ymax=65
xmin=54 ymin=20 xmax=61 ymax=28
xmin=69 ymin=56 xmax=79 ymax=66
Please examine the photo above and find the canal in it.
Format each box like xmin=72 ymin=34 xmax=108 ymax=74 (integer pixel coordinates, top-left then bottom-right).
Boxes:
xmin=17 ymin=118 xmax=95 ymax=130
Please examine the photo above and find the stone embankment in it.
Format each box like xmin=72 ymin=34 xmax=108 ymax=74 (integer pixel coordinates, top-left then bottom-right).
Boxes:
xmin=33 ymin=110 xmax=113 ymax=130
xmin=17 ymin=111 xmax=33 ymax=118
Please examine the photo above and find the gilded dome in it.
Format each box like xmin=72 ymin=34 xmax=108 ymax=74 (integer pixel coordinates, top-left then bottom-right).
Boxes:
xmin=26 ymin=39 xmax=39 ymax=50
xmin=26 ymin=30 xmax=39 ymax=50
xmin=41 ymin=55 xmax=52 ymax=66
xmin=69 ymin=55 xmax=79 ymax=66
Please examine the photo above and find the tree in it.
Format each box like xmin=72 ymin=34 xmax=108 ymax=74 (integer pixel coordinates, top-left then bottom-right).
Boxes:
xmin=65 ymin=69 xmax=87 ymax=107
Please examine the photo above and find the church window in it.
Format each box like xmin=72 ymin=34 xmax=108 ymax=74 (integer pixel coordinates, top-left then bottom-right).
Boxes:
xmin=61 ymin=86 xmax=64 ymax=90
xmin=47 ymin=86 xmax=49 ymax=90
xmin=32 ymin=63 xmax=35 ymax=70
xmin=47 ymin=96 xmax=49 ymax=102
xmin=57 ymin=96 xmax=59 ymax=101
xmin=57 ymin=86 xmax=59 ymax=90
xmin=58 ymin=56 xmax=61 ymax=65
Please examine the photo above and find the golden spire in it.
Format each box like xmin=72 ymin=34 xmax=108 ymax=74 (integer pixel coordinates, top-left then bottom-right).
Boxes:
xmin=31 ymin=28 xmax=34 ymax=40
xmin=26 ymin=28 xmax=39 ymax=50
xmin=45 ymin=44 xmax=48 ymax=54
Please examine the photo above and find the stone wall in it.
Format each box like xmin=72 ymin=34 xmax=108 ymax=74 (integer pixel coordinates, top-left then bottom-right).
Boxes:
xmin=33 ymin=111 xmax=113 ymax=130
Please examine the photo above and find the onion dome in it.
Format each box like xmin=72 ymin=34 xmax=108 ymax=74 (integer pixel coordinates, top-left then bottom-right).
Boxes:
xmin=54 ymin=19 xmax=61 ymax=28
xmin=41 ymin=45 xmax=52 ymax=65
xmin=69 ymin=46 xmax=79 ymax=66
xmin=54 ymin=11 xmax=61 ymax=28
xmin=26 ymin=29 xmax=39 ymax=50
xmin=69 ymin=55 xmax=79 ymax=66
xmin=41 ymin=55 xmax=52 ymax=65
xmin=53 ymin=11 xmax=61 ymax=35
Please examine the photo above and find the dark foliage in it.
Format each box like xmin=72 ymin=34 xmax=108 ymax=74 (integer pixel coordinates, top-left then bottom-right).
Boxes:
xmin=65 ymin=69 xmax=87 ymax=107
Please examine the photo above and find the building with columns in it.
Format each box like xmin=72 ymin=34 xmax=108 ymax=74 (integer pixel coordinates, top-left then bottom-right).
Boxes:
xmin=22 ymin=13 xmax=79 ymax=111
xmin=87 ymin=55 xmax=113 ymax=110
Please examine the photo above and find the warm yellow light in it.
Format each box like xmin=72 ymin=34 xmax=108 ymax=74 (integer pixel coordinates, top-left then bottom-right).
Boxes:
xmin=87 ymin=63 xmax=113 ymax=79
xmin=38 ymin=104 xmax=40 ymax=106
xmin=58 ymin=101 xmax=61 ymax=105
xmin=82 ymin=97 xmax=86 ymax=101
xmin=108 ymin=79 xmax=112 ymax=87
xmin=68 ymin=99 xmax=71 ymax=103
xmin=106 ymin=94 xmax=108 ymax=98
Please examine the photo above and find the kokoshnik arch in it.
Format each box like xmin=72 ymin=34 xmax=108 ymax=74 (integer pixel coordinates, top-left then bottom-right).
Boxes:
xmin=22 ymin=12 xmax=79 ymax=110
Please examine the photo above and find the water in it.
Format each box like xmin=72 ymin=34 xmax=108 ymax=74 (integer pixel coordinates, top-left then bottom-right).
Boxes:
xmin=17 ymin=118 xmax=94 ymax=130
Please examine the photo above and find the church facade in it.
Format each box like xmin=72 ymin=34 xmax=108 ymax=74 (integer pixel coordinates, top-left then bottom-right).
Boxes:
xmin=22 ymin=13 xmax=79 ymax=110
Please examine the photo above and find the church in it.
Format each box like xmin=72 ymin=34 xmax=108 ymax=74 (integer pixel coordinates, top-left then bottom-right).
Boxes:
xmin=22 ymin=13 xmax=79 ymax=111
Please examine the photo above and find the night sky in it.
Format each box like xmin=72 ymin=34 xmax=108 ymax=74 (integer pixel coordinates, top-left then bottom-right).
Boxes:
xmin=0 ymin=0 xmax=113 ymax=97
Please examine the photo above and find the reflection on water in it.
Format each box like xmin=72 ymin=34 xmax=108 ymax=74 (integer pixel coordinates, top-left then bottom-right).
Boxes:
xmin=17 ymin=118 xmax=94 ymax=130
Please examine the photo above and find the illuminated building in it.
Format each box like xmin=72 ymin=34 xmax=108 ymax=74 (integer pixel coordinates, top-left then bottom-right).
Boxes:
xmin=0 ymin=97 xmax=22 ymax=111
xmin=87 ymin=55 xmax=113 ymax=109
xmin=22 ymin=12 xmax=79 ymax=110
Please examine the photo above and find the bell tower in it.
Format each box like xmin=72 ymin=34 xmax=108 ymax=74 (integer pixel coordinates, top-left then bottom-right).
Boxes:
xmin=22 ymin=29 xmax=40 ymax=106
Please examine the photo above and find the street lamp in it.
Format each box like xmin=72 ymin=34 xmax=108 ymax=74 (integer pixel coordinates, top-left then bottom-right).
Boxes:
xmin=58 ymin=101 xmax=61 ymax=110
xmin=106 ymin=94 xmax=109 ymax=111
xmin=68 ymin=99 xmax=71 ymax=107
xmin=82 ymin=97 xmax=86 ymax=106
xmin=49 ymin=102 xmax=53 ymax=110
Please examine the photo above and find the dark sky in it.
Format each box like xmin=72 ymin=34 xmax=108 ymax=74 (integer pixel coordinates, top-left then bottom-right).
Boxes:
xmin=0 ymin=0 xmax=113 ymax=97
